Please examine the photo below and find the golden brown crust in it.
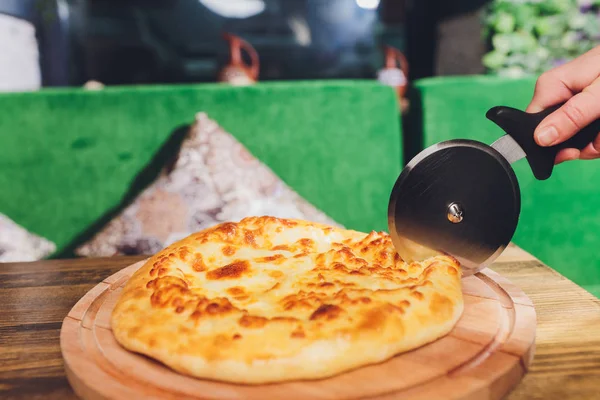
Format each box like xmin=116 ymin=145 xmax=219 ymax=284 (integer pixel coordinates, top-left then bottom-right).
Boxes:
xmin=111 ymin=216 xmax=463 ymax=384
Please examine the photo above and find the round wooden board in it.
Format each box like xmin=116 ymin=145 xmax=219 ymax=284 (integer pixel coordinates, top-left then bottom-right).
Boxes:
xmin=60 ymin=260 xmax=536 ymax=400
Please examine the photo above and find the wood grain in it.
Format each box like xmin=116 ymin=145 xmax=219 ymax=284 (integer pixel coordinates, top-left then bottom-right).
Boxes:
xmin=59 ymin=261 xmax=535 ymax=400
xmin=496 ymin=248 xmax=600 ymax=400
xmin=1 ymin=245 xmax=599 ymax=399
xmin=0 ymin=257 xmax=144 ymax=400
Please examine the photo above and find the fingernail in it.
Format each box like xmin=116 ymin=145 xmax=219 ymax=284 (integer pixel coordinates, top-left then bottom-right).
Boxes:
xmin=536 ymin=126 xmax=559 ymax=146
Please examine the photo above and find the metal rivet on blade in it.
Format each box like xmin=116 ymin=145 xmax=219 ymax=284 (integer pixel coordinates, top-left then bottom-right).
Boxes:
xmin=447 ymin=202 xmax=464 ymax=224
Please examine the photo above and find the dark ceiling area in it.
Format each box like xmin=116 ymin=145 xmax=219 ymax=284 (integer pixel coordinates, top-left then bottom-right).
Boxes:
xmin=0 ymin=0 xmax=490 ymax=87
xmin=57 ymin=0 xmax=402 ymax=86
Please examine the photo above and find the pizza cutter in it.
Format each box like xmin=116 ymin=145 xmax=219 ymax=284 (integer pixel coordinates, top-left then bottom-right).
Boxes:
xmin=388 ymin=102 xmax=600 ymax=276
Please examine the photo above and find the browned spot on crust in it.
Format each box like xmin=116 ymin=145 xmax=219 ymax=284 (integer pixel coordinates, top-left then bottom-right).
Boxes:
xmin=297 ymin=238 xmax=314 ymax=248
xmin=175 ymin=306 xmax=185 ymax=313
xmin=447 ymin=265 xmax=458 ymax=276
xmin=188 ymin=297 xmax=235 ymax=320
xmin=268 ymin=270 xmax=284 ymax=278
xmin=255 ymin=254 xmax=285 ymax=263
xmin=360 ymin=297 xmax=372 ymax=304
xmin=158 ymin=268 xmax=169 ymax=277
xmin=216 ymin=222 xmax=237 ymax=238
xmin=291 ymin=329 xmax=306 ymax=338
xmin=149 ymin=277 xmax=190 ymax=307
xmin=337 ymin=248 xmax=355 ymax=260
xmin=332 ymin=262 xmax=346 ymax=272
xmin=227 ymin=287 xmax=245 ymax=295
xmin=239 ymin=315 xmax=268 ymax=328
xmin=152 ymin=257 xmax=169 ymax=271
xmin=315 ymin=254 xmax=326 ymax=266
xmin=244 ymin=230 xmax=256 ymax=247
xmin=358 ymin=307 xmax=388 ymax=331
xmin=271 ymin=245 xmax=290 ymax=251
xmin=282 ymin=219 xmax=298 ymax=227
xmin=233 ymin=333 xmax=242 ymax=340
xmin=430 ymin=293 xmax=453 ymax=319
xmin=319 ymin=282 xmax=334 ymax=288
xmin=222 ymin=245 xmax=237 ymax=256
xmin=177 ymin=247 xmax=192 ymax=262
xmin=283 ymin=299 xmax=313 ymax=311
xmin=411 ymin=291 xmax=424 ymax=301
xmin=212 ymin=334 xmax=229 ymax=347
xmin=309 ymin=304 xmax=343 ymax=321
xmin=206 ymin=260 xmax=250 ymax=280
xmin=399 ymin=300 xmax=411 ymax=307
xmin=443 ymin=253 xmax=461 ymax=266
xmin=191 ymin=254 xmax=207 ymax=272
xmin=206 ymin=302 xmax=224 ymax=314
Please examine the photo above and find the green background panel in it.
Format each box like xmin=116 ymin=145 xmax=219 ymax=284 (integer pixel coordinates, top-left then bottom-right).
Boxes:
xmin=0 ymin=81 xmax=402 ymax=256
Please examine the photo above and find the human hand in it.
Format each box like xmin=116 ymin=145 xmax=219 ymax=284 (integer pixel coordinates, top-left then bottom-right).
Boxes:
xmin=527 ymin=46 xmax=600 ymax=164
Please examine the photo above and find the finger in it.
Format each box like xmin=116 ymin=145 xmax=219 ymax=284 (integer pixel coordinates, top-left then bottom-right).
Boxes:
xmin=554 ymin=46 xmax=600 ymax=91
xmin=555 ymin=148 xmax=580 ymax=165
xmin=526 ymin=70 xmax=573 ymax=113
xmin=527 ymin=46 xmax=600 ymax=113
xmin=534 ymin=76 xmax=600 ymax=147
xmin=579 ymin=135 xmax=600 ymax=159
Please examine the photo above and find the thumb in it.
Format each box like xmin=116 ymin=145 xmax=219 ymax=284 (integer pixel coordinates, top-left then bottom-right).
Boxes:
xmin=534 ymin=78 xmax=600 ymax=147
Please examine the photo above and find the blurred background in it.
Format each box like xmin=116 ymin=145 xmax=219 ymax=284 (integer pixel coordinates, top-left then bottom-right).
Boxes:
xmin=2 ymin=0 xmax=600 ymax=298
xmin=3 ymin=0 xmax=598 ymax=91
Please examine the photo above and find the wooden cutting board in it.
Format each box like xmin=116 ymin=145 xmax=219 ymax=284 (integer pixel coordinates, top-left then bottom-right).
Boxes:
xmin=60 ymin=260 xmax=536 ymax=400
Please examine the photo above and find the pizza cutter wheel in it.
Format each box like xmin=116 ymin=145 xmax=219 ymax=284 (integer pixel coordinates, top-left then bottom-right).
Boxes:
xmin=388 ymin=103 xmax=600 ymax=276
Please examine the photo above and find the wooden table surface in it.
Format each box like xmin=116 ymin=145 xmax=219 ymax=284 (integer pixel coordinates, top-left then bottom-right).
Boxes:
xmin=1 ymin=245 xmax=599 ymax=400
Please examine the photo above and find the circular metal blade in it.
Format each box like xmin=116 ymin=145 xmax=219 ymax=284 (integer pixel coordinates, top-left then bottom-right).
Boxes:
xmin=388 ymin=139 xmax=521 ymax=275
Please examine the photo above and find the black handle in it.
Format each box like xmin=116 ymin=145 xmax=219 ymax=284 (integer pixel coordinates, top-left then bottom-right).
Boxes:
xmin=486 ymin=103 xmax=600 ymax=180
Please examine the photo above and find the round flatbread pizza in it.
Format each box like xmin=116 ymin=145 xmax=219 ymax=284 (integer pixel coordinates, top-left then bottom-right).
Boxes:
xmin=111 ymin=216 xmax=464 ymax=384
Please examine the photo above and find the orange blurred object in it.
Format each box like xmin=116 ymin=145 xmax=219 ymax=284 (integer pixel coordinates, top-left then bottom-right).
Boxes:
xmin=377 ymin=45 xmax=409 ymax=112
xmin=218 ymin=33 xmax=260 ymax=85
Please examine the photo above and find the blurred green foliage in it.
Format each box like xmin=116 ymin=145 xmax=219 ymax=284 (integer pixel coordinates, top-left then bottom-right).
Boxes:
xmin=482 ymin=0 xmax=600 ymax=76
